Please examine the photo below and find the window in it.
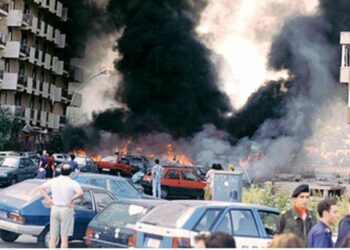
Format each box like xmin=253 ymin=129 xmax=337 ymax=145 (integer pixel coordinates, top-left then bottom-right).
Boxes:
xmin=15 ymin=94 xmax=22 ymax=106
xmin=193 ymin=209 xmax=222 ymax=232
xmin=258 ymin=210 xmax=279 ymax=237
xmin=110 ymin=179 xmax=138 ymax=198
xmin=93 ymin=191 xmax=115 ymax=212
xmin=182 ymin=171 xmax=198 ymax=181
xmin=230 ymin=209 xmax=259 ymax=237
xmin=166 ymin=170 xmax=179 ymax=180
xmin=74 ymin=191 xmax=93 ymax=211
xmin=216 ymin=212 xmax=233 ymax=234
xmin=90 ymin=178 xmax=107 ymax=189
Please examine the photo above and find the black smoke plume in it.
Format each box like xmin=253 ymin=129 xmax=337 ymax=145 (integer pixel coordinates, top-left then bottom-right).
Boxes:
xmin=92 ymin=0 xmax=232 ymax=138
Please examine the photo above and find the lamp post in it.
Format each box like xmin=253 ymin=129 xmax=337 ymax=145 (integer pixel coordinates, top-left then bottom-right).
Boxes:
xmin=67 ymin=69 xmax=110 ymax=124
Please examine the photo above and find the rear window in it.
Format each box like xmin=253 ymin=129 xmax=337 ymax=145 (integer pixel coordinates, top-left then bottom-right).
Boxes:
xmin=96 ymin=203 xmax=149 ymax=227
xmin=4 ymin=182 xmax=41 ymax=202
xmin=139 ymin=203 xmax=193 ymax=228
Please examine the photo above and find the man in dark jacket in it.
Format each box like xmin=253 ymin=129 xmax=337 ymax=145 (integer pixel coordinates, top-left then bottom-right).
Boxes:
xmin=307 ymin=198 xmax=338 ymax=248
xmin=335 ymin=198 xmax=350 ymax=247
xmin=276 ymin=184 xmax=317 ymax=242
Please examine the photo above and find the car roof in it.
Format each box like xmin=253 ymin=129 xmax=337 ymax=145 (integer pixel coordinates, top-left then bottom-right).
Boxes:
xmin=109 ymin=199 xmax=168 ymax=207
xmin=0 ymin=155 xmax=28 ymax=159
xmin=73 ymin=172 xmax=126 ymax=181
xmin=22 ymin=178 xmax=108 ymax=191
xmin=171 ymin=200 xmax=279 ymax=212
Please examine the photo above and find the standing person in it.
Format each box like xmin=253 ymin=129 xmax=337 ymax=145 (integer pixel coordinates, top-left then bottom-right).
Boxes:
xmin=151 ymin=159 xmax=163 ymax=198
xmin=68 ymin=154 xmax=79 ymax=172
xmin=45 ymin=151 xmax=56 ymax=178
xmin=39 ymin=164 xmax=83 ymax=248
xmin=276 ymin=184 xmax=317 ymax=242
xmin=36 ymin=150 xmax=47 ymax=179
xmin=204 ymin=164 xmax=216 ymax=200
xmin=336 ymin=198 xmax=350 ymax=247
xmin=307 ymin=198 xmax=338 ymax=248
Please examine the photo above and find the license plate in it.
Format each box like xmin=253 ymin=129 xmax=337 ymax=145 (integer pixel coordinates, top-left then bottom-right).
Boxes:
xmin=0 ymin=211 xmax=7 ymax=219
xmin=146 ymin=238 xmax=160 ymax=248
xmin=102 ymin=168 xmax=110 ymax=172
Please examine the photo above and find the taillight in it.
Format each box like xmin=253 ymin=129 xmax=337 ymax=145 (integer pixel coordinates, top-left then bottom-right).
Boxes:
xmin=172 ymin=237 xmax=191 ymax=248
xmin=85 ymin=227 xmax=94 ymax=238
xmin=9 ymin=213 xmax=25 ymax=224
xmin=128 ymin=230 xmax=137 ymax=247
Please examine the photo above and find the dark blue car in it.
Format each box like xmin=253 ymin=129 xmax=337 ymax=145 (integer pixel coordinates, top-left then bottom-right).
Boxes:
xmin=85 ymin=199 xmax=166 ymax=248
xmin=0 ymin=179 xmax=116 ymax=247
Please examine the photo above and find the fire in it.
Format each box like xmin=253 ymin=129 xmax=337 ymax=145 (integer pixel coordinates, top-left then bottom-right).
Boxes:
xmin=121 ymin=139 xmax=132 ymax=155
xmin=166 ymin=144 xmax=193 ymax=165
xmin=91 ymin=154 xmax=102 ymax=162
xmin=69 ymin=149 xmax=87 ymax=156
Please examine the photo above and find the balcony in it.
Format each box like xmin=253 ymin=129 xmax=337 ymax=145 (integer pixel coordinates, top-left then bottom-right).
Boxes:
xmin=1 ymin=72 xmax=26 ymax=90
xmin=7 ymin=10 xmax=31 ymax=27
xmin=0 ymin=32 xmax=7 ymax=49
xmin=0 ymin=3 xmax=9 ymax=16
xmin=49 ymin=0 xmax=56 ymax=14
xmin=3 ymin=41 xmax=29 ymax=58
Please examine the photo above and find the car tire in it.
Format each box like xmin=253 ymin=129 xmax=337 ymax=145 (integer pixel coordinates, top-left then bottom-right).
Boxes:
xmin=10 ymin=177 xmax=17 ymax=185
xmin=0 ymin=229 xmax=20 ymax=242
xmin=161 ymin=187 xmax=168 ymax=199
xmin=37 ymin=226 xmax=60 ymax=248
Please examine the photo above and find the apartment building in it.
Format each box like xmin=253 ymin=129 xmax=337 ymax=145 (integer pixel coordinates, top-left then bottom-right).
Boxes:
xmin=0 ymin=0 xmax=83 ymax=133
xmin=340 ymin=32 xmax=350 ymax=123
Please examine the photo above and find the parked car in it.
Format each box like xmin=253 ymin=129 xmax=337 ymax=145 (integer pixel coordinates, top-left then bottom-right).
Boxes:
xmin=141 ymin=165 xmax=206 ymax=199
xmin=96 ymin=155 xmax=151 ymax=177
xmin=134 ymin=200 xmax=279 ymax=248
xmin=85 ymin=199 xmax=166 ymax=248
xmin=0 ymin=179 xmax=116 ymax=248
xmin=71 ymin=173 xmax=155 ymax=200
xmin=52 ymin=153 xmax=67 ymax=165
xmin=0 ymin=151 xmax=20 ymax=157
xmin=0 ymin=156 xmax=37 ymax=186
xmin=56 ymin=155 xmax=98 ymax=174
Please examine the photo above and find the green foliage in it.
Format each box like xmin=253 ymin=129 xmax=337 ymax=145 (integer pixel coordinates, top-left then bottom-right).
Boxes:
xmin=243 ymin=184 xmax=350 ymax=233
xmin=0 ymin=113 xmax=22 ymax=151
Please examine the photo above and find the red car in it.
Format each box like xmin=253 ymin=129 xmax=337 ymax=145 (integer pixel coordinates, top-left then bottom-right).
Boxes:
xmin=141 ymin=165 xmax=206 ymax=199
xmin=96 ymin=156 xmax=136 ymax=176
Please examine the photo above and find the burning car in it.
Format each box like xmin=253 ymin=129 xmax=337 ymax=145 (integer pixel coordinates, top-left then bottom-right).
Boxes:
xmin=96 ymin=155 xmax=151 ymax=177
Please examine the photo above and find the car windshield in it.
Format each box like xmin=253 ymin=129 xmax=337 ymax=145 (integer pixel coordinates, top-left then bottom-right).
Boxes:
xmin=96 ymin=203 xmax=149 ymax=228
xmin=139 ymin=203 xmax=193 ymax=228
xmin=4 ymin=181 xmax=41 ymax=202
xmin=102 ymin=156 xmax=114 ymax=162
xmin=0 ymin=157 xmax=19 ymax=168
xmin=111 ymin=179 xmax=139 ymax=197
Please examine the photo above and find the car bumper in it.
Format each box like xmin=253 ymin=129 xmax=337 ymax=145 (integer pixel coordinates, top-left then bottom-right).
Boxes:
xmin=84 ymin=237 xmax=128 ymax=248
xmin=0 ymin=219 xmax=45 ymax=236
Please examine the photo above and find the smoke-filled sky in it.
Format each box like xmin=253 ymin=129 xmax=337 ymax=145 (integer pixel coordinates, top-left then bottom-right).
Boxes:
xmin=65 ymin=0 xmax=350 ymax=179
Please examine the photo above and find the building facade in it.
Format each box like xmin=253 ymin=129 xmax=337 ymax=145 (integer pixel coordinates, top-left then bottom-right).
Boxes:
xmin=340 ymin=31 xmax=350 ymax=122
xmin=0 ymin=0 xmax=82 ymax=135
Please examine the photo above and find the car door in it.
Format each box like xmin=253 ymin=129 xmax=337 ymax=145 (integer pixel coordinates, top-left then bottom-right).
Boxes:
xmin=24 ymin=158 xmax=35 ymax=178
xmin=162 ymin=169 xmax=181 ymax=195
xmin=179 ymin=170 xmax=202 ymax=197
xmin=91 ymin=190 xmax=115 ymax=212
xmin=17 ymin=158 xmax=27 ymax=181
xmin=73 ymin=190 xmax=96 ymax=239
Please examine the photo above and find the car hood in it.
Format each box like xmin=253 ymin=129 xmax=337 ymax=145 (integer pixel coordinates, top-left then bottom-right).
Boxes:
xmin=0 ymin=167 xmax=15 ymax=176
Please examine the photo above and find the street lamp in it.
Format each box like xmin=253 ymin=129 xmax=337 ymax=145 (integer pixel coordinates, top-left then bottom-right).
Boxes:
xmin=67 ymin=69 xmax=111 ymax=124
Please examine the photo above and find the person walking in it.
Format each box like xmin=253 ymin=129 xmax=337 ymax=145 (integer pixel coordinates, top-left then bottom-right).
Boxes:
xmin=151 ymin=159 xmax=163 ymax=198
xmin=276 ymin=184 xmax=317 ymax=242
xmin=307 ymin=198 xmax=338 ymax=248
xmin=36 ymin=150 xmax=47 ymax=179
xmin=335 ymin=198 xmax=350 ymax=247
xmin=45 ymin=151 xmax=56 ymax=178
xmin=39 ymin=164 xmax=83 ymax=248
xmin=204 ymin=164 xmax=216 ymax=200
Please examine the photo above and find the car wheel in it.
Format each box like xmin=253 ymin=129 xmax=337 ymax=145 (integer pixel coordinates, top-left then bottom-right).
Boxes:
xmin=37 ymin=226 xmax=60 ymax=248
xmin=0 ymin=229 xmax=20 ymax=242
xmin=10 ymin=177 xmax=17 ymax=185
xmin=161 ymin=187 xmax=168 ymax=199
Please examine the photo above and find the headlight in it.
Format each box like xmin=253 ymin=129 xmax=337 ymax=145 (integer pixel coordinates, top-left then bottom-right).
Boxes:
xmin=9 ymin=212 xmax=25 ymax=224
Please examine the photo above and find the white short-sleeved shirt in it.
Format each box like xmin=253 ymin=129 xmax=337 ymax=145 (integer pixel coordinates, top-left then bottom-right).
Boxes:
xmin=41 ymin=175 xmax=82 ymax=206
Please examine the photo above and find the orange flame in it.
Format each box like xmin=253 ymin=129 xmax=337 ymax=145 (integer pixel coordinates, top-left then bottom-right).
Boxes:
xmin=166 ymin=144 xmax=193 ymax=165
xmin=69 ymin=149 xmax=87 ymax=156
xmin=91 ymin=154 xmax=102 ymax=162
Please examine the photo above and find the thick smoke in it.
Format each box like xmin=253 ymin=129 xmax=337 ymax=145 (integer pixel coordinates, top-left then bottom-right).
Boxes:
xmin=92 ymin=0 xmax=232 ymax=138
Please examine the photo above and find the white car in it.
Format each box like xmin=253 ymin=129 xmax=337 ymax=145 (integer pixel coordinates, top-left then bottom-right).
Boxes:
xmin=52 ymin=153 xmax=67 ymax=164
xmin=133 ymin=200 xmax=279 ymax=248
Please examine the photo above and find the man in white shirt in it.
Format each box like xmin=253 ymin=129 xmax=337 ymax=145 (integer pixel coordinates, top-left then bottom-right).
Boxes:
xmin=39 ymin=164 xmax=83 ymax=248
xmin=151 ymin=159 xmax=163 ymax=198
